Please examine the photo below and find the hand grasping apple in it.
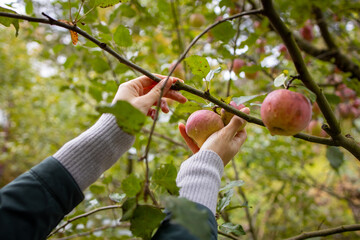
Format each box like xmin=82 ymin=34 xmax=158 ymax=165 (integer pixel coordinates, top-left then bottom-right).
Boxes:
xmin=179 ymin=102 xmax=250 ymax=166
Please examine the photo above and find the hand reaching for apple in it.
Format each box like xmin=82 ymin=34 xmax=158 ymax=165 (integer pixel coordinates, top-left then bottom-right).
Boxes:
xmin=113 ymin=75 xmax=187 ymax=118
xmin=179 ymin=103 xmax=250 ymax=166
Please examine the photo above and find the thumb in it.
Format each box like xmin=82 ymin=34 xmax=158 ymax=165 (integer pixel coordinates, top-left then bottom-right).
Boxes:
xmin=223 ymin=115 xmax=243 ymax=136
xmin=141 ymin=78 xmax=174 ymax=105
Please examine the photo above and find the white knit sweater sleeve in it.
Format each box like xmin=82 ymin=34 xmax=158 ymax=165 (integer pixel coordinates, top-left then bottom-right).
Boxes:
xmin=176 ymin=150 xmax=224 ymax=215
xmin=53 ymin=114 xmax=135 ymax=190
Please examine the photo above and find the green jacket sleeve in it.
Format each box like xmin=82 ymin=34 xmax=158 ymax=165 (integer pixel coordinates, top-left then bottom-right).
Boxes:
xmin=152 ymin=204 xmax=218 ymax=240
xmin=0 ymin=157 xmax=84 ymax=240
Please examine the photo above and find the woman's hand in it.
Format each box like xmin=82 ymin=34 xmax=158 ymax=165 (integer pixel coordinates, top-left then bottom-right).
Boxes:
xmin=179 ymin=107 xmax=250 ymax=166
xmin=113 ymin=74 xmax=187 ymax=118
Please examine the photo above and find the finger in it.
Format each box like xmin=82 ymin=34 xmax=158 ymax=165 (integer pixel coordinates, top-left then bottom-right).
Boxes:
xmin=164 ymin=90 xmax=187 ymax=103
xmin=134 ymin=74 xmax=168 ymax=88
xmin=240 ymin=107 xmax=250 ymax=115
xmin=147 ymin=108 xmax=156 ymax=120
xmin=223 ymin=115 xmax=244 ymax=136
xmin=141 ymin=77 xmax=174 ymax=104
xmin=233 ymin=129 xmax=247 ymax=146
xmin=161 ymin=99 xmax=169 ymax=113
xmin=178 ymin=122 xmax=200 ymax=153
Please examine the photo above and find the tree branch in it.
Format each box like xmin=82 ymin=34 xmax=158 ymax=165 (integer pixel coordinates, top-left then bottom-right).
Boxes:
xmin=313 ymin=7 xmax=337 ymax=50
xmin=52 ymin=223 xmax=129 ymax=240
xmin=49 ymin=205 xmax=122 ymax=237
xmin=141 ymin=128 xmax=188 ymax=149
xmin=285 ymin=224 xmax=360 ymax=240
xmin=217 ymin=230 xmax=239 ymax=240
xmin=0 ymin=10 xmax=342 ymax=148
xmin=295 ymin=35 xmax=360 ymax=81
xmin=260 ymin=0 xmax=360 ymax=160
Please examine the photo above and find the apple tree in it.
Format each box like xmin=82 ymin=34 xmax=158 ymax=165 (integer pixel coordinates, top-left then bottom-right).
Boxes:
xmin=1 ymin=0 xmax=360 ymax=239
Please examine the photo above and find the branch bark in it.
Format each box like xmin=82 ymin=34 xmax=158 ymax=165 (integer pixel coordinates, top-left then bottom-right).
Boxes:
xmin=0 ymin=11 xmax=346 ymax=148
xmin=260 ymin=0 xmax=360 ymax=160
xmin=49 ymin=205 xmax=122 ymax=237
xmin=285 ymin=224 xmax=360 ymax=240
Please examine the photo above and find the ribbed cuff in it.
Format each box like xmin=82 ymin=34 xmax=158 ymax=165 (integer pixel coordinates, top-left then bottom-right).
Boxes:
xmin=176 ymin=150 xmax=224 ymax=215
xmin=53 ymin=114 xmax=135 ymax=190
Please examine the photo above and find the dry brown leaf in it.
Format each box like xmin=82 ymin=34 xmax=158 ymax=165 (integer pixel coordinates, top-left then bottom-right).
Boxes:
xmin=59 ymin=20 xmax=79 ymax=46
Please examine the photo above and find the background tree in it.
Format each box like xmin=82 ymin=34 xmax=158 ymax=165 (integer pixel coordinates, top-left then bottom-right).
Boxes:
xmin=1 ymin=0 xmax=360 ymax=239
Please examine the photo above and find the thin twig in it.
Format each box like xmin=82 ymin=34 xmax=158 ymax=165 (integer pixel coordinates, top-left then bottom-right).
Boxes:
xmin=231 ymin=160 xmax=257 ymax=240
xmin=49 ymin=205 xmax=122 ymax=237
xmin=227 ymin=18 xmax=242 ymax=97
xmin=260 ymin=0 xmax=360 ymax=160
xmin=142 ymin=128 xmax=188 ymax=149
xmin=285 ymin=224 xmax=360 ymax=240
xmin=52 ymin=223 xmax=129 ymax=240
xmin=140 ymin=8 xmax=265 ymax=201
xmin=0 ymin=11 xmax=341 ymax=147
xmin=218 ymin=230 xmax=239 ymax=240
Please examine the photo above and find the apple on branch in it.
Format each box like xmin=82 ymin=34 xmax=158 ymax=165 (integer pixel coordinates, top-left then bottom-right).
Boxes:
xmin=220 ymin=101 xmax=249 ymax=131
xmin=185 ymin=110 xmax=224 ymax=148
xmin=189 ymin=13 xmax=206 ymax=28
xmin=261 ymin=89 xmax=312 ymax=136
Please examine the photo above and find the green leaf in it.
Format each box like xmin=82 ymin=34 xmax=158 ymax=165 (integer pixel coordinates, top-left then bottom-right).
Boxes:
xmin=240 ymin=34 xmax=258 ymax=48
xmin=0 ymin=7 xmax=19 ymax=36
xmin=274 ymin=73 xmax=288 ymax=87
xmin=164 ymin=196 xmax=211 ymax=240
xmin=211 ymin=21 xmax=236 ymax=42
xmin=64 ymin=54 xmax=77 ymax=69
xmin=217 ymin=188 xmax=234 ymax=212
xmin=97 ymin=100 xmax=146 ymax=135
xmin=121 ymin=173 xmax=142 ymax=197
xmin=121 ymin=197 xmax=137 ymax=221
xmin=114 ymin=25 xmax=132 ymax=47
xmin=89 ymin=184 xmax=106 ymax=194
xmin=232 ymin=93 xmax=266 ymax=105
xmin=324 ymin=93 xmax=341 ymax=105
xmin=109 ymin=193 xmax=126 ymax=203
xmin=296 ymin=85 xmax=317 ymax=103
xmin=24 ymin=0 xmax=34 ymax=15
xmin=204 ymin=67 xmax=222 ymax=82
xmin=130 ymin=205 xmax=165 ymax=240
xmin=152 ymin=163 xmax=179 ymax=195
xmin=90 ymin=57 xmax=110 ymax=73
xmin=89 ymin=86 xmax=102 ymax=102
xmin=220 ymin=180 xmax=245 ymax=192
xmin=326 ymin=146 xmax=344 ymax=170
xmin=95 ymin=0 xmax=127 ymax=8
xmin=240 ymin=64 xmax=262 ymax=73
xmin=344 ymin=78 xmax=360 ymax=96
xmin=185 ymin=55 xmax=210 ymax=79
xmin=182 ymin=92 xmax=207 ymax=104
xmin=219 ymin=222 xmax=246 ymax=236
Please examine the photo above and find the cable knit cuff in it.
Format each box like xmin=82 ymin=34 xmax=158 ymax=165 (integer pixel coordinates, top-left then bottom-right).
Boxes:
xmin=53 ymin=114 xmax=135 ymax=190
xmin=176 ymin=150 xmax=224 ymax=215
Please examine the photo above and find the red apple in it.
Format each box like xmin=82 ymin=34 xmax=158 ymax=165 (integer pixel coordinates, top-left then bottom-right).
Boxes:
xmin=189 ymin=13 xmax=206 ymax=28
xmin=336 ymin=84 xmax=356 ymax=101
xmin=186 ymin=110 xmax=224 ymax=147
xmin=338 ymin=103 xmax=351 ymax=118
xmin=278 ymin=44 xmax=291 ymax=60
xmin=253 ymin=20 xmax=261 ymax=29
xmin=305 ymin=120 xmax=328 ymax=137
xmin=300 ymin=21 xmax=314 ymax=42
xmin=255 ymin=38 xmax=266 ymax=54
xmin=232 ymin=59 xmax=246 ymax=75
xmin=260 ymin=89 xmax=312 ymax=136
xmin=244 ymin=63 xmax=258 ymax=79
xmin=220 ymin=101 xmax=247 ymax=131
xmin=312 ymin=102 xmax=321 ymax=116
